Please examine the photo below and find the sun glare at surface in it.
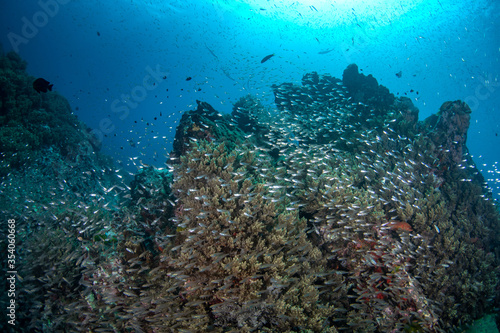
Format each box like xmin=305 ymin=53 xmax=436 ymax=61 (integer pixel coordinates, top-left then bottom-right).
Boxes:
xmin=235 ymin=0 xmax=421 ymax=28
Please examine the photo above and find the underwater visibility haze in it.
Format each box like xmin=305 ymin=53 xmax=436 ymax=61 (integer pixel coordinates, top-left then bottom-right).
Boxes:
xmin=0 ymin=0 xmax=500 ymax=332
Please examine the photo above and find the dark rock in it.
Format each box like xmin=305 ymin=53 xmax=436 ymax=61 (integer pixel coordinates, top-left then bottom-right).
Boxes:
xmin=423 ymin=100 xmax=471 ymax=165
xmin=342 ymin=63 xmax=395 ymax=108
xmin=171 ymin=100 xmax=245 ymax=159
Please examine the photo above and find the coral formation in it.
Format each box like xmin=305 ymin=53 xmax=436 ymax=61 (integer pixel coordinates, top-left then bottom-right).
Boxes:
xmin=172 ymin=99 xmax=246 ymax=159
xmin=342 ymin=63 xmax=395 ymax=108
xmin=0 ymin=50 xmax=102 ymax=177
xmin=1 ymin=56 xmax=499 ymax=333
xmin=422 ymin=100 xmax=472 ymax=166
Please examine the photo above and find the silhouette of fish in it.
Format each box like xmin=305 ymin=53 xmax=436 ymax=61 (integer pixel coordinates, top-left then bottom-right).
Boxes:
xmin=318 ymin=48 xmax=334 ymax=54
xmin=260 ymin=54 xmax=275 ymax=63
xmin=33 ymin=78 xmax=53 ymax=93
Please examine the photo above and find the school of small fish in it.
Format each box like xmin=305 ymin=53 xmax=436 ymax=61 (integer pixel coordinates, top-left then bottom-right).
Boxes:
xmin=1 ymin=67 xmax=499 ymax=333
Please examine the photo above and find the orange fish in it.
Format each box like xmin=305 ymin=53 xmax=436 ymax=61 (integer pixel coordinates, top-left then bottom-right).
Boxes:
xmin=389 ymin=221 xmax=412 ymax=232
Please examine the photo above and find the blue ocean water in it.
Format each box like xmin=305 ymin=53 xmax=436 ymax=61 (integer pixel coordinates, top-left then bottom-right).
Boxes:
xmin=1 ymin=0 xmax=498 ymax=198
xmin=1 ymin=1 xmax=500 ymax=332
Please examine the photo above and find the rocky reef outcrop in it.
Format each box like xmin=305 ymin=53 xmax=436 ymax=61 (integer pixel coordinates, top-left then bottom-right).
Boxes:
xmin=0 ymin=52 xmax=104 ymax=174
xmin=2 ymin=60 xmax=499 ymax=333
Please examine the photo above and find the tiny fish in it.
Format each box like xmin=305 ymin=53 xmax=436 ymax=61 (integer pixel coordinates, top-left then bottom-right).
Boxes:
xmin=260 ymin=53 xmax=275 ymax=63
xmin=318 ymin=48 xmax=334 ymax=54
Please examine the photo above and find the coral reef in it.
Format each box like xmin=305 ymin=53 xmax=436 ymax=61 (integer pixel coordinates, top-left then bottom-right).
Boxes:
xmin=0 ymin=50 xmax=101 ymax=177
xmin=1 ymin=58 xmax=499 ymax=333
xmin=342 ymin=63 xmax=395 ymax=108
xmin=422 ymin=100 xmax=472 ymax=166
xmin=171 ymin=99 xmax=246 ymax=159
xmin=0 ymin=49 xmax=124 ymax=332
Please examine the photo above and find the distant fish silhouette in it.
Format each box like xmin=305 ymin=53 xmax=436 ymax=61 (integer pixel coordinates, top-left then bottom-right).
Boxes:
xmin=260 ymin=54 xmax=275 ymax=64
xmin=395 ymin=71 xmax=402 ymax=78
xmin=318 ymin=48 xmax=334 ymax=54
xmin=205 ymin=44 xmax=219 ymax=60
xmin=33 ymin=78 xmax=53 ymax=93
